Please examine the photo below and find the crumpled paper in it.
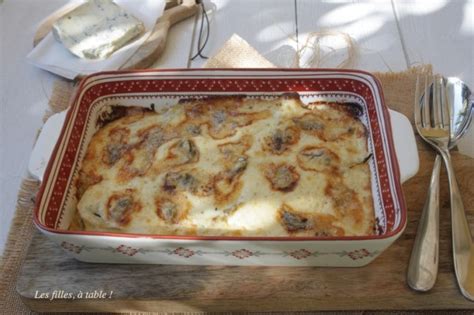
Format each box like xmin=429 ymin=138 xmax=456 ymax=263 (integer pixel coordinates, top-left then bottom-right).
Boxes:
xmin=27 ymin=0 xmax=165 ymax=79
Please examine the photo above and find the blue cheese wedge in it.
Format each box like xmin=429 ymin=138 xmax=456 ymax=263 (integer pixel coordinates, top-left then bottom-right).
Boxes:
xmin=52 ymin=0 xmax=145 ymax=59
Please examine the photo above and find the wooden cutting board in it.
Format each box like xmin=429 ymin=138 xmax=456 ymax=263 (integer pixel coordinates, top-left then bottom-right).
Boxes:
xmin=33 ymin=0 xmax=198 ymax=72
xmin=15 ymin=144 xmax=474 ymax=313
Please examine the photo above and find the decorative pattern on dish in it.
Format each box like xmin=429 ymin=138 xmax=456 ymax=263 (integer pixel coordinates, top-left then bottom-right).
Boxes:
xmin=59 ymin=240 xmax=380 ymax=261
xmin=75 ymin=96 xmax=375 ymax=237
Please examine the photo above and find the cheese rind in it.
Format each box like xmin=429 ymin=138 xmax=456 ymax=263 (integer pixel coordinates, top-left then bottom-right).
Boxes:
xmin=52 ymin=0 xmax=145 ymax=59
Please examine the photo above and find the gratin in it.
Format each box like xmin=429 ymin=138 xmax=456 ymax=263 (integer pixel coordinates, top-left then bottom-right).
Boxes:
xmin=73 ymin=96 xmax=375 ymax=237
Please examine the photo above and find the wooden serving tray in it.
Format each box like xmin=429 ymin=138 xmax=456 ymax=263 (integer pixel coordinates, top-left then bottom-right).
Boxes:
xmin=16 ymin=147 xmax=474 ymax=312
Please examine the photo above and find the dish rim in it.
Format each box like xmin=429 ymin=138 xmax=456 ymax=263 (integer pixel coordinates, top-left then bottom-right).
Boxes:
xmin=33 ymin=68 xmax=407 ymax=242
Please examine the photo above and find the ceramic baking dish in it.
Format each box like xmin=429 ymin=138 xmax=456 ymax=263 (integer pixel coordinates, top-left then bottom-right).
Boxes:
xmin=33 ymin=69 xmax=419 ymax=266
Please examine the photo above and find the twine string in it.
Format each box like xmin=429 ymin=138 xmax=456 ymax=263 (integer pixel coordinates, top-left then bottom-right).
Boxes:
xmin=294 ymin=30 xmax=358 ymax=69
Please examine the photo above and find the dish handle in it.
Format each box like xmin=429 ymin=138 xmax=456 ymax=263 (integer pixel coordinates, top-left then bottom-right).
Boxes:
xmin=28 ymin=110 xmax=67 ymax=181
xmin=389 ymin=109 xmax=419 ymax=183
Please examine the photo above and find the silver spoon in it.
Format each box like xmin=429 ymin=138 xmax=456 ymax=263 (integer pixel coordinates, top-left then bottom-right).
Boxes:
xmin=445 ymin=77 xmax=474 ymax=301
xmin=408 ymin=77 xmax=474 ymax=299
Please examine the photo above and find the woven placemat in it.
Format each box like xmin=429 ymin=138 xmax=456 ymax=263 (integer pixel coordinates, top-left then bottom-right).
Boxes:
xmin=1 ymin=34 xmax=472 ymax=314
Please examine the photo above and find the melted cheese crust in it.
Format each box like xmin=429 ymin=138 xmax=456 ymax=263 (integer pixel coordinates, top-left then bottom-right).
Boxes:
xmin=74 ymin=97 xmax=374 ymax=237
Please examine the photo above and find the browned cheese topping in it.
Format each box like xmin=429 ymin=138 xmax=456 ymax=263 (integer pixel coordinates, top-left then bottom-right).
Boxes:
xmin=75 ymin=97 xmax=374 ymax=237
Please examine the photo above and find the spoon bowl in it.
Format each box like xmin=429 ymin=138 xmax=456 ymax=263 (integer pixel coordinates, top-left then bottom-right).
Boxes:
xmin=446 ymin=77 xmax=473 ymax=145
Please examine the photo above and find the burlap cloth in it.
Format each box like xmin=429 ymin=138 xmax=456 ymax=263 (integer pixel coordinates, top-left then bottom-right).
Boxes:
xmin=1 ymin=34 xmax=473 ymax=314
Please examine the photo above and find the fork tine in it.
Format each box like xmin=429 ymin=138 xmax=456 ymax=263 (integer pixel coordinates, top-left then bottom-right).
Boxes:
xmin=422 ymin=75 xmax=431 ymax=128
xmin=440 ymin=77 xmax=450 ymax=130
xmin=414 ymin=75 xmax=422 ymax=129
xmin=430 ymin=76 xmax=438 ymax=128
xmin=432 ymin=75 xmax=442 ymax=128
xmin=438 ymin=76 xmax=446 ymax=128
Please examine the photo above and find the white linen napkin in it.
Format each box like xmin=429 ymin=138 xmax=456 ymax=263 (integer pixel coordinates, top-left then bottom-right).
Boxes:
xmin=27 ymin=0 xmax=165 ymax=79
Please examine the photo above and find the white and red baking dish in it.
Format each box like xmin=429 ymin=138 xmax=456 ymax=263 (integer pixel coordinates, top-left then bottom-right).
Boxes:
xmin=33 ymin=69 xmax=419 ymax=266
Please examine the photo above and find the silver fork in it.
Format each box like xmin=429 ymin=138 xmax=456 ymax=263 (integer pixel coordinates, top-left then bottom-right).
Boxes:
xmin=409 ymin=75 xmax=474 ymax=301
xmin=408 ymin=76 xmax=443 ymax=292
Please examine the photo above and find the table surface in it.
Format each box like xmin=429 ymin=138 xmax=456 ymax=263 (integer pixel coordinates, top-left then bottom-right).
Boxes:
xmin=0 ymin=0 xmax=473 ymax=254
